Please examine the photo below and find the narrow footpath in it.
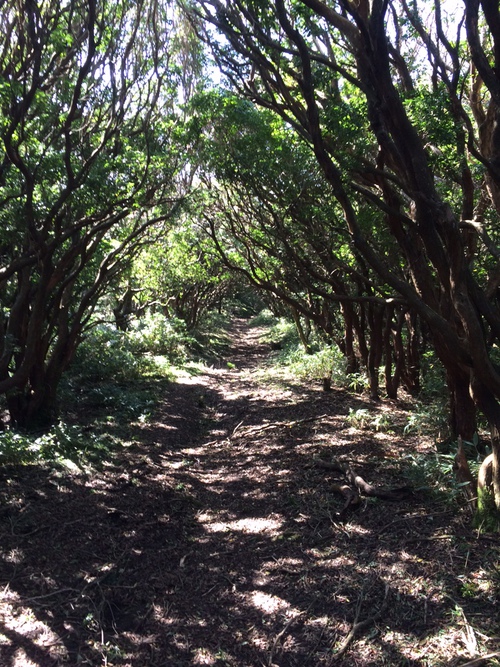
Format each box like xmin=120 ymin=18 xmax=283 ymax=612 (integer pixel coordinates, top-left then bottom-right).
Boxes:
xmin=0 ymin=319 xmax=499 ymax=666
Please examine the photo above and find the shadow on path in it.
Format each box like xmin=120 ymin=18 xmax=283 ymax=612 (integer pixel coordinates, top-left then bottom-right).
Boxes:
xmin=0 ymin=319 xmax=499 ymax=666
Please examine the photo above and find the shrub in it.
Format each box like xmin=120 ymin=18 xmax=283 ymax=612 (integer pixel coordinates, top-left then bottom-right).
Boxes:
xmin=249 ymin=308 xmax=278 ymax=327
xmin=286 ymin=345 xmax=348 ymax=385
xmin=127 ymin=313 xmax=192 ymax=360
xmin=258 ymin=316 xmax=300 ymax=350
xmin=71 ymin=325 xmax=142 ymax=383
xmin=0 ymin=421 xmax=113 ymax=468
xmin=71 ymin=315 xmax=193 ymax=385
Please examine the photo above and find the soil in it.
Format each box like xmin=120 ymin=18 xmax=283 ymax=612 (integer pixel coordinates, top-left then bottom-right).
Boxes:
xmin=1 ymin=319 xmax=499 ymax=667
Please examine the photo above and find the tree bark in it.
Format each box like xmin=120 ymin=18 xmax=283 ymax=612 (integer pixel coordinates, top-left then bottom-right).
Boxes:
xmin=447 ymin=368 xmax=478 ymax=442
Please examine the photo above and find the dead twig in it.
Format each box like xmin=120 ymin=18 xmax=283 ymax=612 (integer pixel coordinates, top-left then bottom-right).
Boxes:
xmin=378 ymin=510 xmax=454 ymax=535
xmin=401 ymin=534 xmax=454 ymax=545
xmin=10 ymin=587 xmax=78 ymax=604
xmin=460 ymin=607 xmax=478 ymax=659
xmin=267 ymin=610 xmax=306 ymax=666
xmin=230 ymin=420 xmax=245 ymax=436
xmin=329 ymin=583 xmax=390 ymax=662
xmin=234 ymin=414 xmax=330 ymax=440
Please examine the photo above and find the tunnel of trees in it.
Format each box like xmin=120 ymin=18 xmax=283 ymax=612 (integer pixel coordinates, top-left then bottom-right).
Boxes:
xmin=1 ymin=0 xmax=500 ymax=524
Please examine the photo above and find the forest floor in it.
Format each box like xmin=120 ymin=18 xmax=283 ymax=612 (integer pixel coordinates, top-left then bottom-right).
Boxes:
xmin=1 ymin=318 xmax=500 ymax=667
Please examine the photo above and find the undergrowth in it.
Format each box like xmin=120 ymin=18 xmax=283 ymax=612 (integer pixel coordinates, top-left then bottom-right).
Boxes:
xmin=254 ymin=310 xmax=454 ymax=441
xmin=402 ymin=450 xmax=478 ymax=502
xmin=254 ymin=312 xmax=500 ymax=526
xmin=0 ymin=309 xmax=237 ymax=468
xmin=190 ymin=310 xmax=233 ymax=361
xmin=0 ymin=421 xmax=116 ymax=469
xmin=251 ymin=311 xmax=350 ymax=385
xmin=0 ymin=315 xmax=193 ymax=468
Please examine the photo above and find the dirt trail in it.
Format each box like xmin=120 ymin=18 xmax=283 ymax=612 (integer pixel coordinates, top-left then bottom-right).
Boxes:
xmin=0 ymin=319 xmax=499 ymax=666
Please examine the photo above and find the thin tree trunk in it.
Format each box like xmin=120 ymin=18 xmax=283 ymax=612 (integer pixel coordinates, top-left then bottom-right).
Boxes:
xmin=447 ymin=368 xmax=478 ymax=442
xmin=290 ymin=306 xmax=312 ymax=353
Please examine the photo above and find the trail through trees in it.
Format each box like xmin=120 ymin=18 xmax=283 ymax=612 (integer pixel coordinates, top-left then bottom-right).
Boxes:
xmin=0 ymin=320 xmax=499 ymax=666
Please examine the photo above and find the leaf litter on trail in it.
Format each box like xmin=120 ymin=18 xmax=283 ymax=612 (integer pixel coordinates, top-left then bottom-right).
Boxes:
xmin=1 ymin=319 xmax=499 ymax=666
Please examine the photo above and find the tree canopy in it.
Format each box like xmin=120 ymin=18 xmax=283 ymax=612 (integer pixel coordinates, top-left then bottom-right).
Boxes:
xmin=2 ymin=0 xmax=500 ymax=519
xmin=0 ymin=0 xmax=189 ymax=428
xmin=179 ymin=0 xmax=500 ymax=514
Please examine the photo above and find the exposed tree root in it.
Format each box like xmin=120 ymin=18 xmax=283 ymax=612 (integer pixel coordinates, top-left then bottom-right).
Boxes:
xmin=313 ymin=457 xmax=413 ymax=519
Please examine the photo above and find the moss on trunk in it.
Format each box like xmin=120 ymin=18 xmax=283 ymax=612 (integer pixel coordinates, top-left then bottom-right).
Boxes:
xmin=474 ymin=486 xmax=500 ymax=532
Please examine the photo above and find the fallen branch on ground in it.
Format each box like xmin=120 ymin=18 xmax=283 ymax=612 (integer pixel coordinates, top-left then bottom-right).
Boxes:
xmin=330 ymin=483 xmax=361 ymax=518
xmin=329 ymin=583 xmax=390 ymax=662
xmin=232 ymin=414 xmax=330 ymax=439
xmin=267 ymin=610 xmax=307 ymax=666
xmin=313 ymin=457 xmax=413 ymax=518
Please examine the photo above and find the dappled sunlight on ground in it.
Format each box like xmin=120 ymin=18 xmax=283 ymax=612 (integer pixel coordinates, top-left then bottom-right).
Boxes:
xmin=248 ymin=590 xmax=296 ymax=615
xmin=0 ymin=320 xmax=499 ymax=666
xmin=198 ymin=513 xmax=283 ymax=535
